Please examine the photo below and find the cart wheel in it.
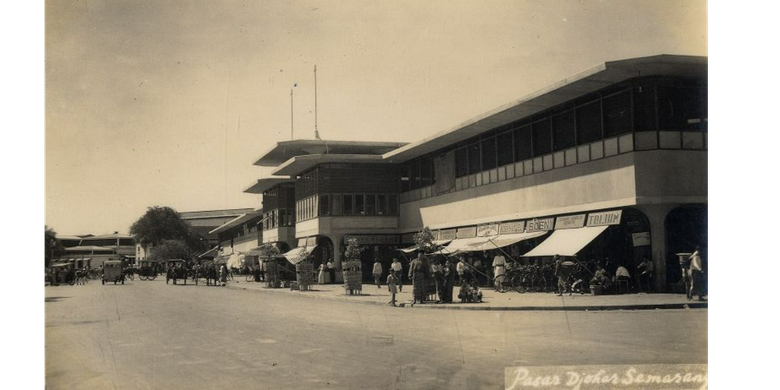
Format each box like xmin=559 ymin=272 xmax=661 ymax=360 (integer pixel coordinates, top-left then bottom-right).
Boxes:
xmin=149 ymin=275 xmax=156 ymax=281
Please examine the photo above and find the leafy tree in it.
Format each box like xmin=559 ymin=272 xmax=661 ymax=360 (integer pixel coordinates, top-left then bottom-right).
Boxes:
xmin=45 ymin=225 xmax=65 ymax=268
xmin=148 ymin=239 xmax=191 ymax=261
xmin=130 ymin=206 xmax=206 ymax=254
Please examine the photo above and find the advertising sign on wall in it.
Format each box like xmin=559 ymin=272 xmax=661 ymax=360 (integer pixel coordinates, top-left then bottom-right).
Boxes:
xmin=587 ymin=210 xmax=623 ymax=226
xmin=477 ymin=223 xmax=500 ymax=237
xmin=439 ymin=229 xmax=457 ymax=241
xmin=555 ymin=214 xmax=586 ymax=230
xmin=632 ymin=232 xmax=651 ymax=247
xmin=526 ymin=218 xmax=555 ymax=232
xmin=456 ymin=226 xmax=477 ymax=239
xmin=499 ymin=221 xmax=525 ymax=235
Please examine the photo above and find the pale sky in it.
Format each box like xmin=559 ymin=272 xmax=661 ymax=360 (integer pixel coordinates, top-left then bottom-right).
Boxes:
xmin=45 ymin=0 xmax=707 ymax=236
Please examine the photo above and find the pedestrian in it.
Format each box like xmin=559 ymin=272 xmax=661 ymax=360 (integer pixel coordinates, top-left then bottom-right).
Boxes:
xmin=456 ymin=256 xmax=466 ymax=284
xmin=219 ymin=264 xmax=228 ymax=286
xmin=391 ymin=258 xmax=403 ymax=292
xmin=442 ymin=259 xmax=455 ymax=303
xmin=679 ymin=254 xmax=692 ymax=299
xmin=636 ymin=257 xmax=654 ymax=292
xmin=409 ymin=253 xmax=429 ymax=304
xmin=432 ymin=259 xmax=444 ymax=303
xmin=554 ymin=256 xmax=573 ymax=296
xmin=473 ymin=255 xmax=484 ymax=286
xmin=492 ymin=251 xmax=506 ymax=290
xmin=689 ymin=247 xmax=706 ymax=301
xmin=373 ymin=258 xmax=383 ymax=288
xmin=317 ymin=262 xmax=326 ymax=284
xmin=387 ymin=272 xmax=398 ymax=306
xmin=327 ymin=259 xmax=336 ymax=284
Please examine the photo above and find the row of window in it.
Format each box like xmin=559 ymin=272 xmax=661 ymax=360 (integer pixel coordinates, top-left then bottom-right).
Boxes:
xmin=296 ymin=194 xmax=400 ymax=222
xmin=400 ymin=76 xmax=707 ymax=191
xmin=262 ymin=208 xmax=295 ymax=231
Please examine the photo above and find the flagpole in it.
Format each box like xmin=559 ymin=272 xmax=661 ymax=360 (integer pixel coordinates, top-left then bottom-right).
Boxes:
xmin=314 ymin=65 xmax=321 ymax=140
xmin=290 ymin=88 xmax=294 ymax=140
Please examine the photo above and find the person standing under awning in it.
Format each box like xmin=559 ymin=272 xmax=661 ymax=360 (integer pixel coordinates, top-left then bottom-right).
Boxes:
xmin=492 ymin=251 xmax=506 ymax=290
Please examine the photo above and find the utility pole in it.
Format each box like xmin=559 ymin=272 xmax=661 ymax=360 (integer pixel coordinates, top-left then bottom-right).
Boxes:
xmin=290 ymin=88 xmax=294 ymax=140
xmin=314 ymin=65 xmax=321 ymax=140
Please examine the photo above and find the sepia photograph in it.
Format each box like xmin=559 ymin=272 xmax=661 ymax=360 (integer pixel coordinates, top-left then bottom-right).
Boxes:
xmin=35 ymin=0 xmax=717 ymax=388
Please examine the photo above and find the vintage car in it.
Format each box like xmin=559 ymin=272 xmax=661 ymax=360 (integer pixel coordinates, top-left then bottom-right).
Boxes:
xmin=102 ymin=260 xmax=125 ymax=285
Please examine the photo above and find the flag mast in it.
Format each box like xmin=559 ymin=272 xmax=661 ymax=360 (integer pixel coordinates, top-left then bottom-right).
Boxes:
xmin=314 ymin=65 xmax=321 ymax=140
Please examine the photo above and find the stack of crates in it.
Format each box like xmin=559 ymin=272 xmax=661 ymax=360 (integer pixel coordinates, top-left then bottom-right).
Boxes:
xmin=342 ymin=260 xmax=362 ymax=295
xmin=263 ymin=261 xmax=280 ymax=288
xmin=295 ymin=262 xmax=314 ymax=290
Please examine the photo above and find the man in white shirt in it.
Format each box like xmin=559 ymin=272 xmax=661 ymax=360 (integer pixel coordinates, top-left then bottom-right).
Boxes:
xmin=391 ymin=258 xmax=403 ymax=292
xmin=689 ymin=247 xmax=706 ymax=301
xmin=493 ymin=252 xmax=506 ymax=290
xmin=327 ymin=260 xmax=335 ymax=284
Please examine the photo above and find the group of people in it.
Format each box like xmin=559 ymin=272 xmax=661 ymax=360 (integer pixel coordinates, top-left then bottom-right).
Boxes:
xmin=316 ymin=260 xmax=338 ymax=285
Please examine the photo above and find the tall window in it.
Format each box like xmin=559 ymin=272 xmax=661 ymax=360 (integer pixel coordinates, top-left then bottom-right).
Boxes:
xmin=343 ymin=195 xmax=353 ymax=215
xmin=576 ymin=101 xmax=602 ymax=144
xmin=552 ymin=109 xmax=576 ymax=151
xmin=481 ymin=136 xmax=497 ymax=170
xmin=365 ymin=194 xmax=376 ymax=215
xmin=377 ymin=194 xmax=387 ymax=215
xmin=355 ymin=195 xmax=365 ymax=215
xmin=514 ymin=125 xmax=533 ymax=161
xmin=497 ymin=131 xmax=514 ymax=166
xmin=468 ymin=142 xmax=481 ymax=174
xmin=603 ymin=90 xmax=632 ymax=137
xmin=320 ymin=195 xmax=330 ymax=216
xmin=455 ymin=147 xmax=468 ymax=177
xmin=532 ymin=119 xmax=552 ymax=157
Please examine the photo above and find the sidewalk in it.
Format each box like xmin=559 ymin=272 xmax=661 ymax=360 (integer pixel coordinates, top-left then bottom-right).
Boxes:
xmin=224 ymin=279 xmax=707 ymax=311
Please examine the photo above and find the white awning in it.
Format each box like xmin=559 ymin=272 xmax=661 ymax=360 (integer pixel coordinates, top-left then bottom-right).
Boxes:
xmin=522 ymin=226 xmax=609 ymax=257
xmin=397 ymin=246 xmax=418 ymax=254
xmin=281 ymin=246 xmax=317 ymax=265
xmin=436 ymin=237 xmax=493 ymax=254
xmin=433 ymin=239 xmax=453 ymax=246
xmin=471 ymin=231 xmax=548 ymax=251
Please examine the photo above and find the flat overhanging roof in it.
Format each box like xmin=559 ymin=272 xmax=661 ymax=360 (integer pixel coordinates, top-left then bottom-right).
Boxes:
xmin=383 ymin=54 xmax=707 ymax=163
xmin=271 ymin=154 xmax=391 ymax=176
xmin=243 ymin=178 xmax=296 ymax=194
xmin=209 ymin=211 xmax=263 ymax=235
xmin=253 ymin=139 xmax=408 ymax=167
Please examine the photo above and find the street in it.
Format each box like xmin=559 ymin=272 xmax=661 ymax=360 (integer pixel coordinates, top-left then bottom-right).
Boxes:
xmin=46 ymin=279 xmax=707 ymax=390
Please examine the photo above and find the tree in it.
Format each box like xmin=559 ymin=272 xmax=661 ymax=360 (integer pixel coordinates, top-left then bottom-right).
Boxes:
xmin=130 ymin=206 xmax=205 ymax=254
xmin=45 ymin=225 xmax=65 ymax=268
xmin=148 ymin=239 xmax=190 ymax=261
xmin=413 ymin=227 xmax=436 ymax=254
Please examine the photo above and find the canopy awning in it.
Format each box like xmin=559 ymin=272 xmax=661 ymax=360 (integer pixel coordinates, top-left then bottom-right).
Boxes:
xmin=247 ymin=243 xmax=278 ymax=256
xmin=435 ymin=237 xmax=493 ymax=254
xmin=522 ymin=226 xmax=609 ymax=257
xmin=470 ymin=231 xmax=548 ymax=252
xmin=281 ymin=246 xmax=317 ymax=265
xmin=397 ymin=246 xmax=418 ymax=254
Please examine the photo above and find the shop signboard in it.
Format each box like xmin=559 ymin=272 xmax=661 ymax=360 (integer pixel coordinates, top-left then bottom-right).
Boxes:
xmin=499 ymin=221 xmax=525 ymax=235
xmin=587 ymin=210 xmax=623 ymax=226
xmin=456 ymin=226 xmax=477 ymax=239
xmin=526 ymin=218 xmax=554 ymax=232
xmin=554 ymin=214 xmax=586 ymax=230
xmin=439 ymin=229 xmax=457 ymax=241
xmin=477 ymin=223 xmax=500 ymax=237
xmin=306 ymin=236 xmax=317 ymax=247
xmin=297 ymin=238 xmax=307 ymax=247
xmin=632 ymin=232 xmax=651 ymax=247
xmin=432 ymin=230 xmax=440 ymax=240
xmin=343 ymin=235 xmax=400 ymax=246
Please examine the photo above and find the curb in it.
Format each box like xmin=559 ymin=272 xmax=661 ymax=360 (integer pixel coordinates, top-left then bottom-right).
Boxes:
xmin=225 ymin=283 xmax=707 ymax=312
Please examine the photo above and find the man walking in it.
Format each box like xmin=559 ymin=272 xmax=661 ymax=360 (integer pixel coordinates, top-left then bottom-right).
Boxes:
xmin=391 ymin=258 xmax=403 ymax=292
xmin=689 ymin=246 xmax=706 ymax=301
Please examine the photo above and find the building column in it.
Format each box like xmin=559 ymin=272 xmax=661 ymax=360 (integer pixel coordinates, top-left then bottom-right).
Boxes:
xmin=634 ymin=204 xmax=677 ymax=292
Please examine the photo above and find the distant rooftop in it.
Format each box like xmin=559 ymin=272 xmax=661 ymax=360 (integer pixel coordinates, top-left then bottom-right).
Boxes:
xmin=243 ymin=178 xmax=296 ymax=194
xmin=179 ymin=208 xmax=255 ymax=220
xmin=253 ymin=140 xmax=408 ymax=167
xmin=209 ymin=211 xmax=264 ymax=235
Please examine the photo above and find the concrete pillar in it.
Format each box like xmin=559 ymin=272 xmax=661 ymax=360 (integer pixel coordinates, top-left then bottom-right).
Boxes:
xmin=635 ymin=204 xmax=677 ymax=292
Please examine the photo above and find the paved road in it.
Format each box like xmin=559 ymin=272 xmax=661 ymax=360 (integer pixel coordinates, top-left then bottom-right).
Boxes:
xmin=46 ymin=279 xmax=707 ymax=390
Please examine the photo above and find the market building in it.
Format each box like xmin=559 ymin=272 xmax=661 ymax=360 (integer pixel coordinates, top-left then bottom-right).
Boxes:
xmin=244 ymin=54 xmax=707 ymax=291
xmin=209 ymin=210 xmax=264 ymax=269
